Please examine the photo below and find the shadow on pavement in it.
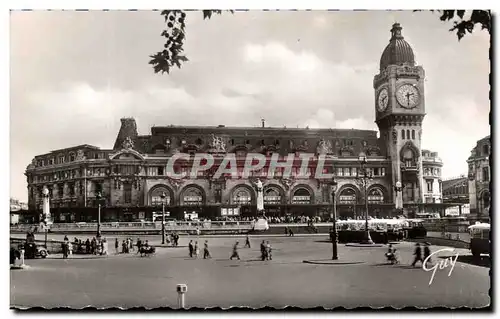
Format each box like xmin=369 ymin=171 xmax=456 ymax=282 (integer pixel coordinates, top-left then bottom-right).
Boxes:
xmin=439 ymin=255 xmax=491 ymax=268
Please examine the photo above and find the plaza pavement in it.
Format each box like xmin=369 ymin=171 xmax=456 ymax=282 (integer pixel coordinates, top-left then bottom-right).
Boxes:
xmin=10 ymin=236 xmax=490 ymax=309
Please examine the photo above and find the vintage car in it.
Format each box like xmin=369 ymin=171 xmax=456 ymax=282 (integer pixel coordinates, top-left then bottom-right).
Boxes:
xmin=468 ymin=222 xmax=490 ymax=258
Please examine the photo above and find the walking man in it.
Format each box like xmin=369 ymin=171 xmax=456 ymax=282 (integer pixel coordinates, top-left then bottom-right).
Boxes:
xmin=188 ymin=240 xmax=194 ymax=258
xmin=230 ymin=241 xmax=241 ymax=260
xmin=203 ymin=240 xmax=211 ymax=259
xmin=423 ymin=242 xmax=432 ymax=264
xmin=266 ymin=241 xmax=272 ymax=260
xmin=260 ymin=240 xmax=266 ymax=261
xmin=411 ymin=243 xmax=424 ymax=267
xmin=244 ymin=235 xmax=251 ymax=248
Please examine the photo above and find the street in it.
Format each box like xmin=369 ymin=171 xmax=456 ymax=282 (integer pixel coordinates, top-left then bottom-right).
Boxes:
xmin=10 ymin=236 xmax=490 ymax=309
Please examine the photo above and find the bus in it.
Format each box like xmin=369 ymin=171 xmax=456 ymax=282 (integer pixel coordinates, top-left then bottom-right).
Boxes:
xmin=468 ymin=222 xmax=490 ymax=258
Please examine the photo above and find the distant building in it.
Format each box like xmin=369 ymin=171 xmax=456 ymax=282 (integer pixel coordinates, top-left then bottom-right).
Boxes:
xmin=442 ymin=175 xmax=469 ymax=216
xmin=467 ymin=136 xmax=491 ymax=221
xmin=10 ymin=198 xmax=28 ymax=212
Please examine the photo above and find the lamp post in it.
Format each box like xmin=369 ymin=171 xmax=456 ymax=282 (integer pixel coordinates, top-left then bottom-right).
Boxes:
xmin=161 ymin=192 xmax=166 ymax=245
xmin=96 ymin=191 xmax=102 ymax=239
xmin=356 ymin=152 xmax=373 ymax=244
xmin=42 ymin=187 xmax=50 ymax=248
xmin=331 ymin=180 xmax=338 ymax=260
xmin=394 ymin=181 xmax=403 ymax=217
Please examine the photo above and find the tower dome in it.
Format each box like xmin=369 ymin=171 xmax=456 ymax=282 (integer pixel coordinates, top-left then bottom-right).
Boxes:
xmin=379 ymin=23 xmax=415 ymax=71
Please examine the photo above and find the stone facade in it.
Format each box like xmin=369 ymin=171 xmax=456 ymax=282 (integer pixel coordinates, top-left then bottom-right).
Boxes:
xmin=467 ymin=136 xmax=491 ymax=221
xmin=24 ymin=23 xmax=444 ymax=222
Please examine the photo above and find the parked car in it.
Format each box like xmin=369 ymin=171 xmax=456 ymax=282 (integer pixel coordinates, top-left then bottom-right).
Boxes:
xmin=19 ymin=242 xmax=48 ymax=259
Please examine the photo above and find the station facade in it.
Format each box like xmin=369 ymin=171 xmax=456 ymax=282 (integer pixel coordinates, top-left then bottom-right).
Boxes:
xmin=24 ymin=23 xmax=444 ymax=223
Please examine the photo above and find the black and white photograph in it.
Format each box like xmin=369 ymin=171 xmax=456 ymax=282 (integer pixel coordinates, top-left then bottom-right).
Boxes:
xmin=8 ymin=5 xmax=492 ymax=310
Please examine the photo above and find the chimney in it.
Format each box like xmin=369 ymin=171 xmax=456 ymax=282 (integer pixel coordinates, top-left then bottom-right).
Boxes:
xmin=261 ymin=118 xmax=265 ymax=128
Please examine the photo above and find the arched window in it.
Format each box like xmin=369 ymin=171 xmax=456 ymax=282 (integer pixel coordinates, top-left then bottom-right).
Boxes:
xmin=401 ymin=130 xmax=405 ymax=139
xmin=406 ymin=130 xmax=410 ymax=140
xmin=264 ymin=187 xmax=281 ymax=204
xmin=183 ymin=187 xmax=203 ymax=206
xmin=150 ymin=187 xmax=171 ymax=206
xmin=368 ymin=188 xmax=384 ymax=204
xmin=339 ymin=188 xmax=357 ymax=204
xmin=403 ymin=148 xmax=416 ymax=167
xmin=233 ymin=188 xmax=252 ymax=205
xmin=292 ymin=188 xmax=312 ymax=204
xmin=69 ymin=152 xmax=76 ymax=162
xmin=478 ymin=190 xmax=490 ymax=213
xmin=411 ymin=130 xmax=415 ymax=140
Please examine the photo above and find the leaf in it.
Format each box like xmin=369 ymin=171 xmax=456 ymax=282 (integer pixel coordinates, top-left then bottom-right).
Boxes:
xmin=457 ymin=10 xmax=466 ymax=19
xmin=203 ymin=10 xmax=212 ymax=20
xmin=178 ymin=55 xmax=189 ymax=62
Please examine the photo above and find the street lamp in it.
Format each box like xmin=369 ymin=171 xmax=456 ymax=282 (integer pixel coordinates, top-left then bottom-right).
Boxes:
xmin=42 ymin=187 xmax=50 ymax=247
xmin=356 ymin=152 xmax=374 ymax=244
xmin=394 ymin=181 xmax=403 ymax=217
xmin=331 ymin=180 xmax=338 ymax=260
xmin=160 ymin=192 xmax=166 ymax=245
xmin=96 ymin=191 xmax=102 ymax=239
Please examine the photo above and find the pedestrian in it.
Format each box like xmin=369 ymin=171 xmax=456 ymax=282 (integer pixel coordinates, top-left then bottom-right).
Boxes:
xmin=129 ymin=238 xmax=134 ymax=252
xmin=86 ymin=238 xmax=91 ymax=254
xmin=230 ymin=241 xmax=241 ymax=260
xmin=194 ymin=241 xmax=200 ymax=258
xmin=266 ymin=241 xmax=272 ymax=260
xmin=244 ymin=235 xmax=251 ymax=248
xmin=174 ymin=233 xmax=179 ymax=246
xmin=136 ymin=238 xmax=142 ymax=253
xmin=114 ymin=238 xmax=119 ymax=254
xmin=203 ymin=240 xmax=211 ymax=259
xmin=424 ymin=243 xmax=432 ymax=264
xmin=188 ymin=240 xmax=194 ymax=258
xmin=102 ymin=238 xmax=108 ymax=256
xmin=260 ymin=240 xmax=266 ymax=261
xmin=411 ymin=243 xmax=424 ymax=267
xmin=122 ymin=240 xmax=127 ymax=254
xmin=288 ymin=227 xmax=294 ymax=237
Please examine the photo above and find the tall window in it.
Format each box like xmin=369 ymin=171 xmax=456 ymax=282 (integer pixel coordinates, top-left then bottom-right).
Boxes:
xmin=411 ymin=130 xmax=415 ymax=140
xmin=403 ymin=182 xmax=415 ymax=202
xmin=482 ymin=167 xmax=490 ymax=182
xmin=401 ymin=130 xmax=405 ymax=139
xmin=483 ymin=144 xmax=489 ymax=156
xmin=123 ymin=183 xmax=132 ymax=204
xmin=158 ymin=166 xmax=164 ymax=175
xmin=426 ymin=180 xmax=433 ymax=192
xmin=406 ymin=130 xmax=410 ymax=140
xmin=58 ymin=184 xmax=64 ymax=198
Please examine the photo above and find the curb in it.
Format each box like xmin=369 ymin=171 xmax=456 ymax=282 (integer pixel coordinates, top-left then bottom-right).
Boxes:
xmin=302 ymin=260 xmax=365 ymax=265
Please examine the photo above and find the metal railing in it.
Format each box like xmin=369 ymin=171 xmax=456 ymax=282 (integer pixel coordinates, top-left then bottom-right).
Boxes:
xmin=10 ymin=221 xmax=255 ymax=232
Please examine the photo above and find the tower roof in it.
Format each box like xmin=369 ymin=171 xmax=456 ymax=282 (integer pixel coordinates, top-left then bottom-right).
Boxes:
xmin=379 ymin=23 xmax=416 ymax=71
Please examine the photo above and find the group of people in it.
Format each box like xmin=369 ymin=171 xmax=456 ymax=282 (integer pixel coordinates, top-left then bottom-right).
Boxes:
xmin=62 ymin=235 xmax=109 ymax=257
xmin=188 ymin=240 xmax=211 ymax=259
xmin=385 ymin=242 xmax=433 ymax=266
xmin=186 ymin=236 xmax=273 ymax=262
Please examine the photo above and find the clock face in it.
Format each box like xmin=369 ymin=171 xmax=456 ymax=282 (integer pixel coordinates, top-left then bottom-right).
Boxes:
xmin=396 ymin=84 xmax=420 ymax=108
xmin=377 ymin=88 xmax=389 ymax=112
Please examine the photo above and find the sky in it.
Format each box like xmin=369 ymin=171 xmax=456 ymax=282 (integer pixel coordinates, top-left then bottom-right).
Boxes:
xmin=10 ymin=10 xmax=490 ymax=202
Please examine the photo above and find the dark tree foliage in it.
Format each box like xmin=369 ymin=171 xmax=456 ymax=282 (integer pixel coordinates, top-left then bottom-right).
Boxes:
xmin=426 ymin=10 xmax=491 ymax=40
xmin=149 ymin=10 xmax=232 ymax=74
xmin=150 ymin=10 xmax=491 ymax=75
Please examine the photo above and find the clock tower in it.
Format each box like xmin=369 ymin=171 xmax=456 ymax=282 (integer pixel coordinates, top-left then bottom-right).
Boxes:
xmin=373 ymin=23 xmax=426 ymax=217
